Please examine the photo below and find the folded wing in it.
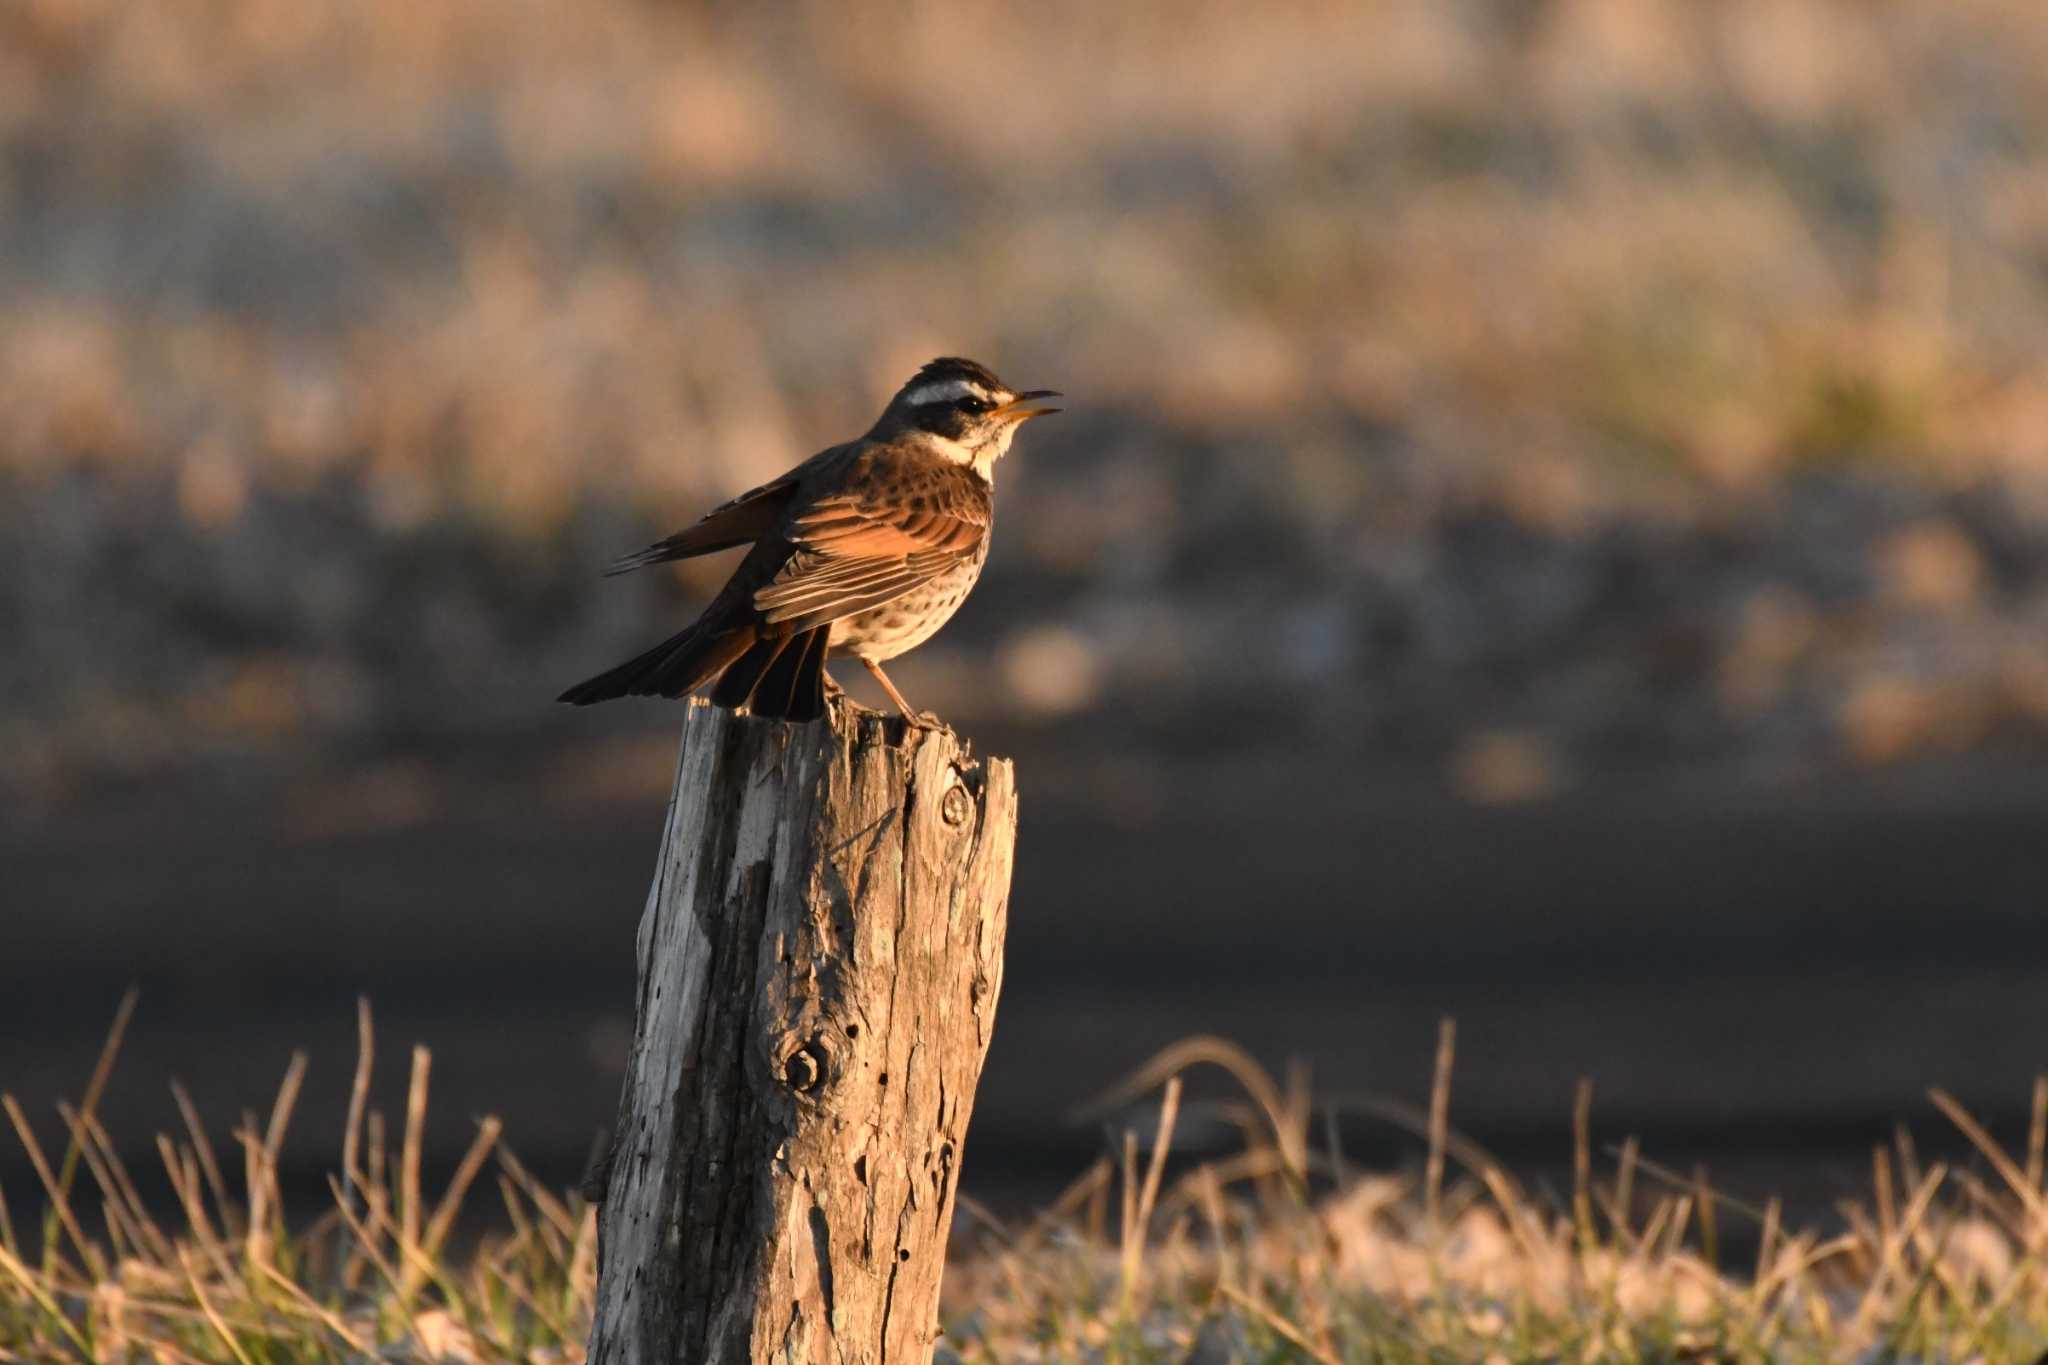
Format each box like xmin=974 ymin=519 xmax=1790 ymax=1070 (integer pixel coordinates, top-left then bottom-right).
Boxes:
xmin=753 ymin=483 xmax=986 ymax=635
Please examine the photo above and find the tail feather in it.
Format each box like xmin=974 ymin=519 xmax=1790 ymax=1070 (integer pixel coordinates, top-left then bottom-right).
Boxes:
xmin=709 ymin=633 xmax=792 ymax=711
xmin=749 ymin=628 xmax=828 ymax=722
xmin=557 ymin=622 xmax=755 ymax=706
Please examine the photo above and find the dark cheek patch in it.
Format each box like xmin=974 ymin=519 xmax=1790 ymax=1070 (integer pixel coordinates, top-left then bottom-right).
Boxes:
xmin=916 ymin=406 xmax=969 ymax=440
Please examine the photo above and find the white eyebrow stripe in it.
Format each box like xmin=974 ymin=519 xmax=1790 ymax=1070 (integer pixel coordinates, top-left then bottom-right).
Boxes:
xmin=904 ymin=378 xmax=989 ymax=406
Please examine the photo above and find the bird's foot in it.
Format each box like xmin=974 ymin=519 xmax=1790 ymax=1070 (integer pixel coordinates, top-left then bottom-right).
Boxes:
xmin=814 ymin=670 xmax=848 ymax=721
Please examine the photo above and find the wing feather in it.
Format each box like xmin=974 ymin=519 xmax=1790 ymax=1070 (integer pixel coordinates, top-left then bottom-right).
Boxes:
xmin=602 ymin=473 xmax=799 ymax=576
xmin=750 ymin=451 xmax=987 ymax=631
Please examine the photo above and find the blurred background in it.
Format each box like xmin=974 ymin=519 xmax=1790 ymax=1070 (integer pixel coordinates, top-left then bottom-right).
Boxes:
xmin=5 ymin=0 xmax=2048 ymax=1221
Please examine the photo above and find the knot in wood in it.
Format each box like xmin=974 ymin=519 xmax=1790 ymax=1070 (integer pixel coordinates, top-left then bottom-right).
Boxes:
xmin=941 ymin=782 xmax=973 ymax=828
xmin=781 ymin=1041 xmax=826 ymax=1094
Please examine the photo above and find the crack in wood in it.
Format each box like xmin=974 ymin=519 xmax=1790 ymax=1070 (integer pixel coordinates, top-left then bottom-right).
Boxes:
xmin=807 ymin=1200 xmax=835 ymax=1326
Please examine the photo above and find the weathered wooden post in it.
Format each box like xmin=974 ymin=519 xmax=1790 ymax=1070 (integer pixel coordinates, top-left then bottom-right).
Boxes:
xmin=587 ymin=698 xmax=1017 ymax=1363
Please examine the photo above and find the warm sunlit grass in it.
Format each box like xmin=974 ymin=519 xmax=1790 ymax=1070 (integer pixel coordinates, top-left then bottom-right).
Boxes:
xmin=948 ymin=1033 xmax=2048 ymax=1363
xmin=0 ymin=997 xmax=592 ymax=1363
xmin=9 ymin=1006 xmax=2048 ymax=1361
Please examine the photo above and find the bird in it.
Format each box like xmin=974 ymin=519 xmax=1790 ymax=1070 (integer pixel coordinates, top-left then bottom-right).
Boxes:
xmin=558 ymin=357 xmax=1060 ymax=724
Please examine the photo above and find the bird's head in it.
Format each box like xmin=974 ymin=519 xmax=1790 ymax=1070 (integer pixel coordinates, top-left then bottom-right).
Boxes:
xmin=874 ymin=357 xmax=1060 ymax=478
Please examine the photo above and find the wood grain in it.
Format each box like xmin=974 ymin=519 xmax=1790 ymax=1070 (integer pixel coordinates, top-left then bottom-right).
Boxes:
xmin=588 ymin=699 xmax=1017 ymax=1364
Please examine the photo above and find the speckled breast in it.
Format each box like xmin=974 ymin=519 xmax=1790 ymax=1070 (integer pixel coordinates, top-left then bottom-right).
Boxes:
xmin=826 ymin=544 xmax=989 ymax=662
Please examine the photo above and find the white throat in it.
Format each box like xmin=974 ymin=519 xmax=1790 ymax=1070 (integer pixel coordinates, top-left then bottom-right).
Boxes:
xmin=917 ymin=426 xmax=1014 ymax=481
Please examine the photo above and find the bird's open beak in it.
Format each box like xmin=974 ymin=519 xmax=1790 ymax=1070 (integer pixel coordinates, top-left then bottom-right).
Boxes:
xmin=993 ymin=389 xmax=1062 ymax=422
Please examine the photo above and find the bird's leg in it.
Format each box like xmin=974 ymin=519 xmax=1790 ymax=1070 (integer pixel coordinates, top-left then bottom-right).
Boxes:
xmin=861 ymin=657 xmax=916 ymax=716
xmin=861 ymin=657 xmax=939 ymax=726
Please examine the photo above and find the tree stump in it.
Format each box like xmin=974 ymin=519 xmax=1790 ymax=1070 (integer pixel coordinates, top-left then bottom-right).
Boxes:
xmin=587 ymin=699 xmax=1018 ymax=1364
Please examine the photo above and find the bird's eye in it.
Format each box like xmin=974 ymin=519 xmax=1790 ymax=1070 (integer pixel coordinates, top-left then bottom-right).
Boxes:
xmin=957 ymin=396 xmax=993 ymax=415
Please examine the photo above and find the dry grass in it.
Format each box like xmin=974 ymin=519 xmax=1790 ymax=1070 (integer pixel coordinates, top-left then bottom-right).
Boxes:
xmin=948 ymin=1037 xmax=2048 ymax=1362
xmin=9 ymin=1006 xmax=2048 ymax=1360
xmin=0 ymin=998 xmax=593 ymax=1363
